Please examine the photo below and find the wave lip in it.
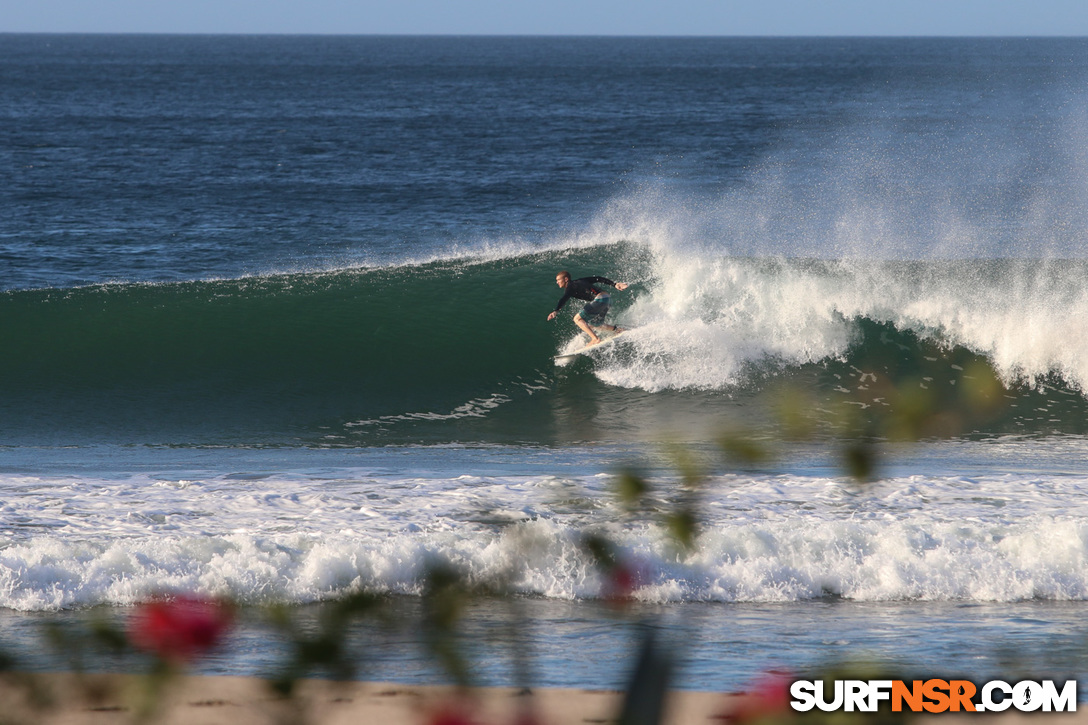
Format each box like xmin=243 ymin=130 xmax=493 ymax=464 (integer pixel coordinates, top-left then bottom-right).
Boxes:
xmin=600 ymin=254 xmax=1088 ymax=395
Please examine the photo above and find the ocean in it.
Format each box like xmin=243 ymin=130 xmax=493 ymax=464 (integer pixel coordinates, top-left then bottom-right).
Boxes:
xmin=3 ymin=34 xmax=1088 ymax=691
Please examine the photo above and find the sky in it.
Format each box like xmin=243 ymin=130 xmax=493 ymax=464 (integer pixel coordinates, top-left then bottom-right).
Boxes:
xmin=5 ymin=0 xmax=1088 ymax=36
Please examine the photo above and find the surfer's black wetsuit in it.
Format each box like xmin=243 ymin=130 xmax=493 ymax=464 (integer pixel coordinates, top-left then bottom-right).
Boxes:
xmin=553 ymin=276 xmax=617 ymax=313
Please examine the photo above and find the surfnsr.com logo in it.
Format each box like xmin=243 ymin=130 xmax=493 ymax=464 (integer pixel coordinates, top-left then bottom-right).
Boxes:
xmin=790 ymin=679 xmax=1077 ymax=713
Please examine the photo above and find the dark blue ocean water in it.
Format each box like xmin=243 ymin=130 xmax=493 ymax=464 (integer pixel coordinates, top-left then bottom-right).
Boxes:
xmin=3 ymin=35 xmax=1088 ymax=692
xmin=6 ymin=35 xmax=1088 ymax=291
xmin=4 ymin=34 xmax=779 ymax=288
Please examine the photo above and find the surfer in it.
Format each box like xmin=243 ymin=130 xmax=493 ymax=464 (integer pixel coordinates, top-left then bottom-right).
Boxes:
xmin=547 ymin=271 xmax=629 ymax=344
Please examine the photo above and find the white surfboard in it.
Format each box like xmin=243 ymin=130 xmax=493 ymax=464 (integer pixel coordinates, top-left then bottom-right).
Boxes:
xmin=553 ymin=329 xmax=628 ymax=363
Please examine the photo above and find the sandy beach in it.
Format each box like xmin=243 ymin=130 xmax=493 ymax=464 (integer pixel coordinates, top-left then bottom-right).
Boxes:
xmin=0 ymin=672 xmax=734 ymax=725
xmin=0 ymin=673 xmax=1084 ymax=725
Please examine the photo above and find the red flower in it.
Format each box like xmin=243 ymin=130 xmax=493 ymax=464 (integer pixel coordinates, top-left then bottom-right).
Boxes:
xmin=426 ymin=703 xmax=480 ymax=725
xmin=128 ymin=594 xmax=232 ymax=662
xmin=604 ymin=563 xmax=636 ymax=600
xmin=748 ymin=670 xmax=793 ymax=712
xmin=601 ymin=558 xmax=650 ymax=603
xmin=723 ymin=670 xmax=795 ymax=724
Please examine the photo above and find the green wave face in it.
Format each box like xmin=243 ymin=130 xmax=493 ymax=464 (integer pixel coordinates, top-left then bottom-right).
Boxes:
xmin=0 ymin=247 xmax=643 ymax=445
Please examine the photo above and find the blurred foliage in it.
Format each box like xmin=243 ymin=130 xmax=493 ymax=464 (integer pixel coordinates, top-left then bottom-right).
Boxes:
xmin=266 ymin=590 xmax=383 ymax=695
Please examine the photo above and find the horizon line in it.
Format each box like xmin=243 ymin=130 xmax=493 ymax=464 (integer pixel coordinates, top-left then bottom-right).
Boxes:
xmin=3 ymin=31 xmax=1086 ymax=39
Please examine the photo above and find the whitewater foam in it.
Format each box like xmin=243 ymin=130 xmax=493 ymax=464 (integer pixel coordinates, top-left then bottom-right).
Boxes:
xmin=579 ymin=249 xmax=1088 ymax=396
xmin=3 ymin=456 xmax=1088 ymax=611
